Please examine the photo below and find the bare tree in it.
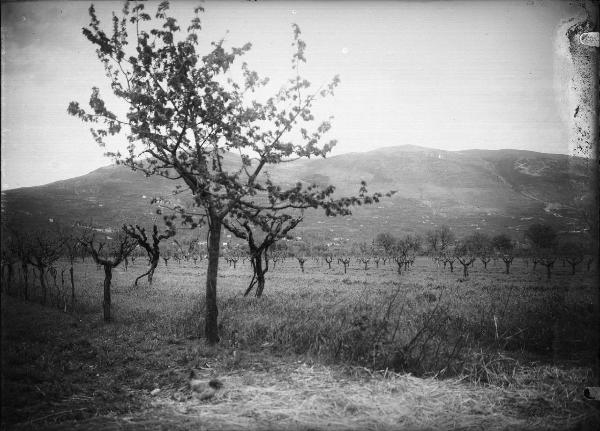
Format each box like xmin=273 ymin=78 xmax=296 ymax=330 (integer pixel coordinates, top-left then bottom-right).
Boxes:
xmin=559 ymin=240 xmax=586 ymax=275
xmin=492 ymin=233 xmax=514 ymax=274
xmin=338 ymin=256 xmax=351 ymax=274
xmin=26 ymin=231 xmax=64 ymax=305
xmin=124 ymin=224 xmax=175 ymax=286
xmin=225 ymin=212 xmax=301 ymax=297
xmin=454 ymin=238 xmax=477 ymax=277
xmin=80 ymin=229 xmax=137 ymax=322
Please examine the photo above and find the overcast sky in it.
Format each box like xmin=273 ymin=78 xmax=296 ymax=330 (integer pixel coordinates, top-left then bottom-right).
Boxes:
xmin=1 ymin=0 xmax=585 ymax=190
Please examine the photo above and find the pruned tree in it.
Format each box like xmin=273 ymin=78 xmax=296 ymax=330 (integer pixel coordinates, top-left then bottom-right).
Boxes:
xmin=454 ymin=237 xmax=478 ymax=277
xmin=1 ymin=241 xmax=17 ymax=297
xmin=559 ymin=240 xmax=586 ymax=275
xmin=492 ymin=233 xmax=514 ymax=274
xmin=537 ymin=251 xmax=557 ymax=280
xmin=69 ymin=2 xmax=390 ymax=344
xmin=80 ymin=229 xmax=137 ymax=322
xmin=467 ymin=232 xmax=492 ymax=270
xmin=4 ymin=227 xmax=32 ymax=300
xmin=225 ymin=211 xmax=301 ymax=297
xmin=338 ymin=256 xmax=351 ymax=274
xmin=26 ymin=230 xmax=65 ymax=305
xmin=63 ymin=233 xmax=82 ymax=310
xmin=123 ymin=224 xmax=175 ymax=285
xmin=297 ymin=257 xmax=307 ymax=273
xmin=443 ymin=251 xmax=456 ymax=273
xmin=358 ymin=256 xmax=370 ymax=270
xmin=525 ymin=224 xmax=558 ymax=280
xmin=391 ymin=234 xmax=420 ymax=274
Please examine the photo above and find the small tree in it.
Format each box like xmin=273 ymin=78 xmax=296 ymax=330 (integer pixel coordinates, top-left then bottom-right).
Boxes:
xmin=80 ymin=229 xmax=137 ymax=322
xmin=5 ymin=227 xmax=32 ymax=300
xmin=492 ymin=233 xmax=514 ymax=274
xmin=26 ymin=231 xmax=64 ymax=305
xmin=375 ymin=232 xmax=396 ymax=255
xmin=124 ymin=224 xmax=175 ymax=285
xmin=358 ymin=256 xmax=370 ymax=270
xmin=454 ymin=238 xmax=477 ymax=277
xmin=468 ymin=232 xmax=492 ymax=270
xmin=63 ymin=233 xmax=83 ymax=310
xmin=558 ymin=240 xmax=586 ymax=275
xmin=338 ymin=256 xmax=351 ymax=274
xmin=224 ymin=212 xmax=301 ymax=297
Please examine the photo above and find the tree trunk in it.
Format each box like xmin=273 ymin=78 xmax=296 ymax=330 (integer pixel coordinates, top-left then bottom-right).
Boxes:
xmin=205 ymin=218 xmax=222 ymax=344
xmin=256 ymin=251 xmax=269 ymax=297
xmin=103 ymin=264 xmax=112 ymax=322
xmin=255 ymin=270 xmax=266 ymax=298
xmin=40 ymin=267 xmax=47 ymax=305
xmin=70 ymin=266 xmax=75 ymax=310
xmin=21 ymin=262 xmax=29 ymax=301
xmin=135 ymin=257 xmax=159 ymax=286
xmin=462 ymin=264 xmax=468 ymax=277
xmin=449 ymin=262 xmax=454 ymax=273
xmin=504 ymin=261 xmax=511 ymax=274
xmin=8 ymin=264 xmax=14 ymax=295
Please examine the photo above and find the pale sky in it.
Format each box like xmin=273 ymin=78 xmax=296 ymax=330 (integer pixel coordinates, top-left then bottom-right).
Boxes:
xmin=0 ymin=0 xmax=585 ymax=190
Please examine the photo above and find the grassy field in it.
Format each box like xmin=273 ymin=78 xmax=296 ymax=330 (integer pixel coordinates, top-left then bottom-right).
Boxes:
xmin=2 ymin=256 xmax=600 ymax=430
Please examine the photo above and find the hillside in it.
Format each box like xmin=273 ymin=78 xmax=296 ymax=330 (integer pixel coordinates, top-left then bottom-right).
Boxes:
xmin=1 ymin=145 xmax=591 ymax=243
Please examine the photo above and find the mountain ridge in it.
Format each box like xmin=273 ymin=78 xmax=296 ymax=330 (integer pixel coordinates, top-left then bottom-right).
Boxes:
xmin=1 ymin=145 xmax=591 ymax=243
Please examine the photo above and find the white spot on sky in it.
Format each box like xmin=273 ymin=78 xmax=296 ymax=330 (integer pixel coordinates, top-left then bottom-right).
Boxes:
xmin=291 ymin=10 xmax=297 ymax=15
xmin=341 ymin=47 xmax=349 ymax=54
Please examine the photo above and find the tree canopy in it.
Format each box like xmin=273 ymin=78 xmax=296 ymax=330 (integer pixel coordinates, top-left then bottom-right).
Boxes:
xmin=69 ymin=1 xmax=391 ymax=343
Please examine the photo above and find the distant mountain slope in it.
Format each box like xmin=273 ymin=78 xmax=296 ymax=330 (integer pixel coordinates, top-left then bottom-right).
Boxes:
xmin=1 ymin=146 xmax=590 ymax=243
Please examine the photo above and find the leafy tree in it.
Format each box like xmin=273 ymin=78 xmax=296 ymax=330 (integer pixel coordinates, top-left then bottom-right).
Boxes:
xmin=492 ymin=233 xmax=513 ymax=253
xmin=375 ymin=232 xmax=397 ymax=255
xmin=69 ymin=2 xmax=387 ymax=343
xmin=525 ymin=223 xmax=558 ymax=250
xmin=435 ymin=225 xmax=455 ymax=252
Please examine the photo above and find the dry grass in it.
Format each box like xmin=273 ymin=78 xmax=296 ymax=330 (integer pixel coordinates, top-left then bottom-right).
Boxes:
xmin=2 ymin=256 xmax=599 ymax=430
